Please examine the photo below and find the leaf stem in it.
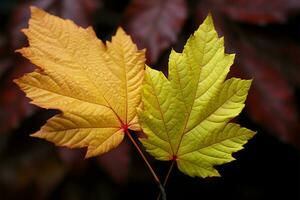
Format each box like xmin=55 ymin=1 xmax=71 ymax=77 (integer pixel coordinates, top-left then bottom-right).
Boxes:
xmin=125 ymin=130 xmax=166 ymax=200
xmin=157 ymin=160 xmax=175 ymax=200
xmin=163 ymin=159 xmax=175 ymax=186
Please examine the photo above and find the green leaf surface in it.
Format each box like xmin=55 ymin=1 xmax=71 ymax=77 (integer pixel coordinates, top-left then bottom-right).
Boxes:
xmin=138 ymin=14 xmax=256 ymax=178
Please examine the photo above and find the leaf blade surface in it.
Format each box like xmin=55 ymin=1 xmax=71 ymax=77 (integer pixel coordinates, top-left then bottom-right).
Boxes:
xmin=139 ymin=14 xmax=255 ymax=177
xmin=15 ymin=7 xmax=145 ymax=157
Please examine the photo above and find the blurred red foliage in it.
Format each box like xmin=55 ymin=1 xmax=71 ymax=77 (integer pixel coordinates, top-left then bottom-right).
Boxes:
xmin=0 ymin=0 xmax=299 ymax=199
xmin=205 ymin=0 xmax=300 ymax=24
xmin=123 ymin=0 xmax=187 ymax=63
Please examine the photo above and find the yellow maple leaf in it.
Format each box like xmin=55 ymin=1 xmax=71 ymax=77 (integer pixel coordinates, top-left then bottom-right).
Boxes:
xmin=14 ymin=7 xmax=145 ymax=158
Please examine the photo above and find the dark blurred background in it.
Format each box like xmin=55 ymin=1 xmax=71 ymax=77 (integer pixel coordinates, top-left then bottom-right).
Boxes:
xmin=0 ymin=0 xmax=299 ymax=199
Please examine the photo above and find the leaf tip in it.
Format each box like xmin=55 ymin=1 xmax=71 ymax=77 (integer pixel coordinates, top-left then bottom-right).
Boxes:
xmin=204 ymin=12 xmax=214 ymax=25
xmin=228 ymin=53 xmax=236 ymax=60
xmin=13 ymin=73 xmax=28 ymax=90
xmin=84 ymin=151 xmax=94 ymax=159
xmin=116 ymin=27 xmax=126 ymax=35
xmin=15 ymin=47 xmax=33 ymax=58
xmin=30 ymin=131 xmax=43 ymax=138
xmin=214 ymin=171 xmax=221 ymax=177
xmin=86 ymin=26 xmax=97 ymax=36
xmin=114 ymin=27 xmax=131 ymax=42
xmin=29 ymin=6 xmax=38 ymax=12
xmin=250 ymin=130 xmax=257 ymax=137
xmin=85 ymin=146 xmax=102 ymax=159
xmin=246 ymin=78 xmax=253 ymax=85
xmin=14 ymin=48 xmax=23 ymax=54
xmin=21 ymin=28 xmax=29 ymax=35
xmin=12 ymin=78 xmax=21 ymax=87
xmin=30 ymin=6 xmax=44 ymax=16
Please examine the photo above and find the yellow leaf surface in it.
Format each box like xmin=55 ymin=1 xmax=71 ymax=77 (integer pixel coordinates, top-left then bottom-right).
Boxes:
xmin=15 ymin=7 xmax=145 ymax=157
xmin=138 ymin=14 xmax=256 ymax=178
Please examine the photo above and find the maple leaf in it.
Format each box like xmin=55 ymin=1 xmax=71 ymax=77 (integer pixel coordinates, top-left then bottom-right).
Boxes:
xmin=14 ymin=7 xmax=145 ymax=158
xmin=138 ymin=14 xmax=256 ymax=178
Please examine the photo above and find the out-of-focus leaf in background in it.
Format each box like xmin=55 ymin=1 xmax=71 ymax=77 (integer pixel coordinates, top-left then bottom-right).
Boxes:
xmin=123 ymin=0 xmax=187 ymax=63
xmin=232 ymin=43 xmax=300 ymax=147
xmin=0 ymin=51 xmax=35 ymax=135
xmin=97 ymin=140 xmax=131 ymax=184
xmin=205 ymin=0 xmax=300 ymax=24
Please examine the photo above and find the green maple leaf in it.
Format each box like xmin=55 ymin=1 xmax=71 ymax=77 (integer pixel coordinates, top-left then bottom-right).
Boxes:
xmin=138 ymin=14 xmax=256 ymax=178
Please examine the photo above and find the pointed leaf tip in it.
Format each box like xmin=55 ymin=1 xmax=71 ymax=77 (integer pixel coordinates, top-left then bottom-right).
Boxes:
xmin=30 ymin=6 xmax=45 ymax=17
xmin=205 ymin=12 xmax=213 ymax=22
xmin=116 ymin=27 xmax=126 ymax=35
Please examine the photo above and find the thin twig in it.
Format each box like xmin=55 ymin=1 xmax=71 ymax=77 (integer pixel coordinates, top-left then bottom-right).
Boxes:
xmin=125 ymin=130 xmax=166 ymax=200
xmin=157 ymin=160 xmax=175 ymax=200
